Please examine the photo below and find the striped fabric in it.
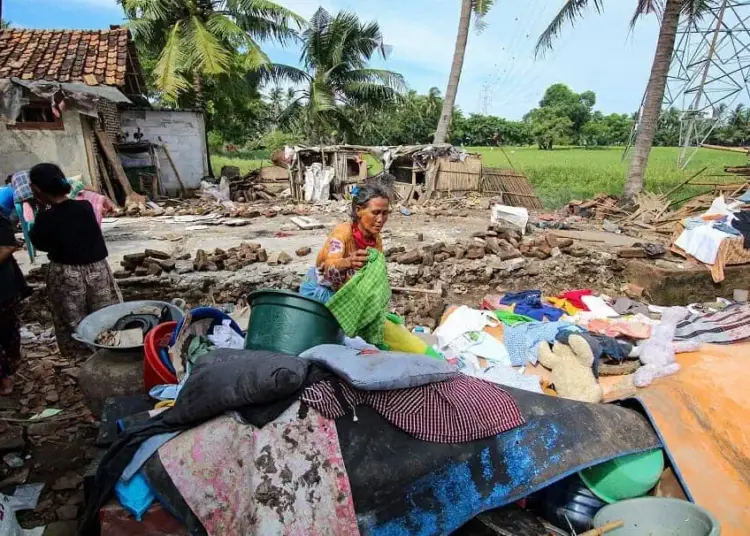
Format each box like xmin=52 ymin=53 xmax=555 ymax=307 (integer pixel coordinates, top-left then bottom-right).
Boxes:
xmin=674 ymin=304 xmax=750 ymax=345
xmin=300 ymin=375 xmax=525 ymax=443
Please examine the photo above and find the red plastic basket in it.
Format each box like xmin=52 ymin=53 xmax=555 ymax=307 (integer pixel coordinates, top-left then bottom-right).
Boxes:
xmin=143 ymin=321 xmax=178 ymax=391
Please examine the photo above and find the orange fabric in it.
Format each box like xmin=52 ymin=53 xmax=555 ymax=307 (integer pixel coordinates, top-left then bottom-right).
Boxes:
xmin=316 ymin=222 xmax=383 ymax=274
xmin=636 ymin=343 xmax=750 ymax=535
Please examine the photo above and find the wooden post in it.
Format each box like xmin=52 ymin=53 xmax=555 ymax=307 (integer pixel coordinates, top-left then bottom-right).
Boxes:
xmin=159 ymin=143 xmax=187 ymax=196
xmin=80 ymin=118 xmax=100 ymax=192
xmin=96 ymin=154 xmax=119 ymax=206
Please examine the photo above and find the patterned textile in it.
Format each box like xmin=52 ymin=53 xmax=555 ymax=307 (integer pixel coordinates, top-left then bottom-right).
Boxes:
xmin=674 ymin=304 xmax=750 ymax=345
xmin=503 ymin=321 xmax=572 ymax=366
xmin=159 ymin=404 xmax=359 ymax=536
xmin=0 ymin=301 xmax=21 ymax=380
xmin=671 ymin=222 xmax=750 ymax=283
xmin=316 ymin=223 xmax=383 ymax=290
xmin=327 ymin=248 xmax=390 ymax=345
xmin=11 ymin=171 xmax=32 ymax=204
xmin=46 ymin=259 xmax=119 ymax=358
xmin=300 ymin=375 xmax=525 ymax=443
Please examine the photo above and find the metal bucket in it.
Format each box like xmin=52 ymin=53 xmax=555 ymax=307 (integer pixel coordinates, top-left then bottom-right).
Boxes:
xmin=73 ymin=300 xmax=184 ymax=352
xmin=593 ymin=497 xmax=720 ymax=536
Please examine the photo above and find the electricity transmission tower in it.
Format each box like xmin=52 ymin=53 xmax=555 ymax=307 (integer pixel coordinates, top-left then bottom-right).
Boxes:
xmin=478 ymin=83 xmax=492 ymax=115
xmin=623 ymin=0 xmax=750 ymax=167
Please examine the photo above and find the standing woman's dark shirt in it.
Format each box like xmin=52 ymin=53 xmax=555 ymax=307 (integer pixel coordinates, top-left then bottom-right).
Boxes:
xmin=29 ymin=199 xmax=108 ymax=264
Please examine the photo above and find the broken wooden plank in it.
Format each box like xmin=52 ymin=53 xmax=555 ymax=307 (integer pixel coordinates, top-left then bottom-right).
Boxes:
xmin=95 ymin=130 xmax=146 ymax=206
xmin=290 ymin=216 xmax=324 ymax=230
xmin=550 ymin=230 xmax=641 ymax=247
xmin=160 ymin=143 xmax=187 ymax=196
xmin=391 ymin=284 xmax=443 ymax=296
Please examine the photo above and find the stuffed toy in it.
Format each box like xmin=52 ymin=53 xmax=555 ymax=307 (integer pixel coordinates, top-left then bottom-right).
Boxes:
xmin=538 ymin=334 xmax=603 ymax=403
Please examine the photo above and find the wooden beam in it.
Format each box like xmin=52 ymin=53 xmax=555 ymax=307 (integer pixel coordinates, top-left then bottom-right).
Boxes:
xmin=94 ymin=130 xmax=145 ymax=206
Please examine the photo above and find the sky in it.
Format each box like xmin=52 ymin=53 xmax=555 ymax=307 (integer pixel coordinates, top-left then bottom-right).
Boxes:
xmin=3 ymin=0 xmax=661 ymax=120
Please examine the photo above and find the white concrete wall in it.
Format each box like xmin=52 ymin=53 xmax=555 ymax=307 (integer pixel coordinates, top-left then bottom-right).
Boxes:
xmin=0 ymin=110 xmax=91 ymax=183
xmin=120 ymin=110 xmax=208 ymax=194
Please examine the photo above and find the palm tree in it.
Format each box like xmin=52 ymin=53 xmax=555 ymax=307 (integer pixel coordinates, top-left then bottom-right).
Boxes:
xmin=269 ymin=7 xmax=405 ymax=144
xmin=121 ymin=0 xmax=303 ymax=106
xmin=433 ymin=0 xmax=495 ymax=144
xmin=536 ymin=0 xmax=711 ymax=201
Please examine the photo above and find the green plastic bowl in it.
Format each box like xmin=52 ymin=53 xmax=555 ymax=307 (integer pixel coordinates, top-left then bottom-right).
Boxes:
xmin=579 ymin=449 xmax=665 ymax=504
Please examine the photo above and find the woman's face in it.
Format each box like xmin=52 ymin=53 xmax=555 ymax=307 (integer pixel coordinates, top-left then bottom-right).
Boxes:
xmin=357 ymin=197 xmax=390 ymax=236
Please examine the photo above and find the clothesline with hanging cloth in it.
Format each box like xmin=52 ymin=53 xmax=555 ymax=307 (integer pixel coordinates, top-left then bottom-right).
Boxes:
xmin=326 ymin=248 xmax=391 ymax=346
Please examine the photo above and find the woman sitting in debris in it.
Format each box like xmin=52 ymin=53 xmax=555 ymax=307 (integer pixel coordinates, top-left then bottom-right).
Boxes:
xmin=301 ymin=176 xmax=392 ymax=303
xmin=0 ymin=210 xmax=28 ymax=394
xmin=28 ymin=163 xmax=120 ymax=358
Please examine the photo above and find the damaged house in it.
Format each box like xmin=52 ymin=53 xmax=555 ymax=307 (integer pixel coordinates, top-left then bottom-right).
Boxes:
xmin=0 ymin=27 xmax=209 ymax=197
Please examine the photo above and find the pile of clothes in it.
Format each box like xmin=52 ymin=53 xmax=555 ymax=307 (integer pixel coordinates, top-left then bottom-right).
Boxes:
xmin=672 ymin=195 xmax=750 ymax=282
xmin=432 ymin=287 xmax=750 ymax=404
xmin=84 ymin=344 xmax=528 ymax=534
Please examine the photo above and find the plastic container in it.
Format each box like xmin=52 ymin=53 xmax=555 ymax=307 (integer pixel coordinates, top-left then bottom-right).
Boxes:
xmin=245 ymin=290 xmax=343 ymax=356
xmin=168 ymin=307 xmax=243 ymax=346
xmin=593 ymin=497 xmax=720 ymax=536
xmin=384 ymin=316 xmax=429 ymax=354
xmin=579 ymin=449 xmax=664 ymax=504
xmin=533 ymin=474 xmax=607 ymax=533
xmin=144 ymin=321 xmax=178 ymax=390
xmin=74 ymin=300 xmax=184 ymax=351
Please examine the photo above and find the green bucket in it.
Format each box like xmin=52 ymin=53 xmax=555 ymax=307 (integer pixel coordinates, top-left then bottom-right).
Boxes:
xmin=245 ymin=290 xmax=344 ymax=356
xmin=579 ymin=449 xmax=665 ymax=504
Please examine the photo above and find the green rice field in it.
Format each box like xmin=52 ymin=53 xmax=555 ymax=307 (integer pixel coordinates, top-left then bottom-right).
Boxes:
xmin=211 ymin=146 xmax=748 ymax=208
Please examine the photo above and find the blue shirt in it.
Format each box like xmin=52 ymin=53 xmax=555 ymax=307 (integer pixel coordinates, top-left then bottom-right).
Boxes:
xmin=0 ymin=187 xmax=13 ymax=217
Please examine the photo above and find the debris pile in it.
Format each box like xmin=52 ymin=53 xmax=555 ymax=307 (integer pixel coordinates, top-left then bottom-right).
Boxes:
xmin=1 ymin=324 xmax=95 ymax=526
xmin=114 ymin=244 xmax=306 ymax=278
xmin=387 ymin=228 xmax=583 ymax=267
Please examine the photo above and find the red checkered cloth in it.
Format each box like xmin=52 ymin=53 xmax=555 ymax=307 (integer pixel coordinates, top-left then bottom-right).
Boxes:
xmin=301 ymin=375 xmax=525 ymax=443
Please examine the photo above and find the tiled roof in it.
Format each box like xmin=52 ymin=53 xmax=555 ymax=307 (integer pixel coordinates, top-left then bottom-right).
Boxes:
xmin=0 ymin=28 xmax=132 ymax=87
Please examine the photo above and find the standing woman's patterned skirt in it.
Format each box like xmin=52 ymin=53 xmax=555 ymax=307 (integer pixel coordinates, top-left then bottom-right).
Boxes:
xmin=46 ymin=259 xmax=120 ymax=358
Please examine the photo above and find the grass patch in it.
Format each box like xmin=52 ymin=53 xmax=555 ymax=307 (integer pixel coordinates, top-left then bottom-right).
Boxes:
xmin=472 ymin=146 xmax=747 ymax=207
xmin=210 ymin=146 xmax=747 ymax=207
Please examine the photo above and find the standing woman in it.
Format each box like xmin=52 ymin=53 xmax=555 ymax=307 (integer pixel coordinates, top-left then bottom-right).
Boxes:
xmin=0 ymin=210 xmax=28 ymax=394
xmin=28 ymin=163 xmax=120 ymax=358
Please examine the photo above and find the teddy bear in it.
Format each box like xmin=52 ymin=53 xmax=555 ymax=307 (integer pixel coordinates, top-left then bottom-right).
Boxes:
xmin=538 ymin=334 xmax=603 ymax=403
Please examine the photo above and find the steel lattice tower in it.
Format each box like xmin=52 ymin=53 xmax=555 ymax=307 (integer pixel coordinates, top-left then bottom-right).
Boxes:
xmin=623 ymin=0 xmax=750 ymax=167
